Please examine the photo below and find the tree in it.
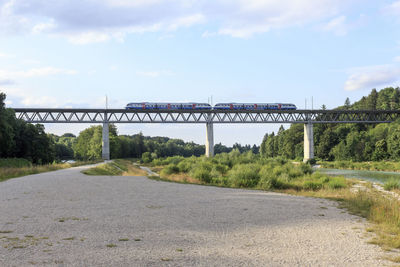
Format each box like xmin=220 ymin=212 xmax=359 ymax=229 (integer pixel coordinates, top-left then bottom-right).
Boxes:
xmin=344 ymin=97 xmax=351 ymax=109
xmin=366 ymin=89 xmax=378 ymax=110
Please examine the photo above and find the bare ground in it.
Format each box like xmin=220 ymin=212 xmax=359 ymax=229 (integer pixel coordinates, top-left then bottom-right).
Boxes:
xmin=0 ymin=164 xmax=391 ymax=266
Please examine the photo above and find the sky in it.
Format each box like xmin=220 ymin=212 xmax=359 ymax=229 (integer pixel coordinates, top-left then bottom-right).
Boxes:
xmin=1 ymin=0 xmax=400 ymax=146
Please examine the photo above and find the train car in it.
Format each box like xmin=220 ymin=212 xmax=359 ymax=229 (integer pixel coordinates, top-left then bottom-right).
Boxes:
xmin=125 ymin=102 xmax=212 ymax=110
xmin=213 ymin=103 xmax=297 ymax=110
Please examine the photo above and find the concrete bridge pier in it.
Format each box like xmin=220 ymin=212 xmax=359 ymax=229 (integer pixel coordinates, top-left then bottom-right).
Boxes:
xmin=205 ymin=122 xmax=214 ymax=157
xmin=303 ymin=123 xmax=314 ymax=163
xmin=102 ymin=122 xmax=110 ymax=160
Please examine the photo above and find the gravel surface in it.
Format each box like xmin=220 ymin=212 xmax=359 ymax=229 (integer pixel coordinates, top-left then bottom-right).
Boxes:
xmin=0 ymin=164 xmax=390 ymax=266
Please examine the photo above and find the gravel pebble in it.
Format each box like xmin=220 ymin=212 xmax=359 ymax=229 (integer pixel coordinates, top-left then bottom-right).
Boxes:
xmin=0 ymin=165 xmax=390 ymax=266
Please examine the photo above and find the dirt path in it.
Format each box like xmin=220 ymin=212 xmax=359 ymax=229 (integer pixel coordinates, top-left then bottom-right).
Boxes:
xmin=0 ymin=165 xmax=390 ymax=266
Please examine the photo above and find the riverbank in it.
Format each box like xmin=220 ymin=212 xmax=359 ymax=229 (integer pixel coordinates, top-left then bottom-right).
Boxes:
xmin=319 ymin=160 xmax=400 ymax=172
xmin=0 ymin=163 xmax=392 ymax=266
xmin=84 ymin=156 xmax=400 ymax=261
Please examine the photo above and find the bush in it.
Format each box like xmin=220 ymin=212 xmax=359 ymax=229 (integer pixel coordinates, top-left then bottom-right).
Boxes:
xmin=141 ymin=152 xmax=152 ymax=163
xmin=191 ymin=167 xmax=211 ymax=183
xmin=303 ymin=181 xmax=323 ymax=191
xmin=160 ymin=164 xmax=180 ymax=176
xmin=177 ymin=160 xmax=192 ymax=173
xmin=0 ymin=158 xmax=32 ymax=168
xmin=228 ymin=164 xmax=260 ymax=188
xmin=384 ymin=178 xmax=400 ymax=191
xmin=305 ymin=158 xmax=316 ymax=165
xmin=326 ymin=178 xmax=347 ymax=189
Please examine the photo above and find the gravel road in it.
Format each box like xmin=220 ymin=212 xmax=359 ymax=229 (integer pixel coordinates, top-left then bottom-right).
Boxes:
xmin=0 ymin=164 xmax=389 ymax=266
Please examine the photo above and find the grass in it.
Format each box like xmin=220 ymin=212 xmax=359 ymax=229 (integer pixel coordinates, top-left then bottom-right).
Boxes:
xmin=0 ymin=159 xmax=101 ymax=182
xmin=118 ymin=238 xmax=129 ymax=242
xmin=384 ymin=178 xmax=400 ymax=191
xmin=319 ymin=160 xmax=400 ymax=172
xmin=82 ymin=159 xmax=148 ymax=176
xmin=106 ymin=243 xmax=117 ymax=248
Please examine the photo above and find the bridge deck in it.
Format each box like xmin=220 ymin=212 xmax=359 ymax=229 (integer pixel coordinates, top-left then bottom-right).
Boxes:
xmin=12 ymin=108 xmax=400 ymax=123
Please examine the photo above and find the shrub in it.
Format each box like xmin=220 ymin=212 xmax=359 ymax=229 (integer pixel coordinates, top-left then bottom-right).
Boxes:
xmin=326 ymin=177 xmax=347 ymax=189
xmin=384 ymin=178 xmax=400 ymax=191
xmin=0 ymin=158 xmax=32 ymax=168
xmin=305 ymin=158 xmax=316 ymax=165
xmin=160 ymin=164 xmax=179 ymax=176
xmin=303 ymin=180 xmax=323 ymax=191
xmin=299 ymin=163 xmax=313 ymax=175
xmin=228 ymin=164 xmax=261 ymax=188
xmin=191 ymin=167 xmax=211 ymax=183
xmin=141 ymin=152 xmax=152 ymax=163
xmin=177 ymin=161 xmax=192 ymax=173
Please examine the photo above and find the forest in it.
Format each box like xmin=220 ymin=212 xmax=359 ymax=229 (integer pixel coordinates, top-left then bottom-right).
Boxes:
xmin=260 ymin=87 xmax=400 ymax=161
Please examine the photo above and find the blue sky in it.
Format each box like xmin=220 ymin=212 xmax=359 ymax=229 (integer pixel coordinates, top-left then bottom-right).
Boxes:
xmin=1 ymin=0 xmax=400 ymax=146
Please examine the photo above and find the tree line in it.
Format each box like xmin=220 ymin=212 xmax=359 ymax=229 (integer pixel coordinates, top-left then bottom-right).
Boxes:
xmin=260 ymin=87 xmax=400 ymax=161
xmin=0 ymin=93 xmax=55 ymax=164
xmin=0 ymin=92 xmax=257 ymax=163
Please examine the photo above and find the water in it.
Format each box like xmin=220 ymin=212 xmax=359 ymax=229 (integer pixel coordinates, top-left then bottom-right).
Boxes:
xmin=316 ymin=168 xmax=400 ymax=184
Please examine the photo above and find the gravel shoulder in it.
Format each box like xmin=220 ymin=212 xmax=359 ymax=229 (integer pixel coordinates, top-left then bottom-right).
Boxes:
xmin=0 ymin=164 xmax=391 ymax=266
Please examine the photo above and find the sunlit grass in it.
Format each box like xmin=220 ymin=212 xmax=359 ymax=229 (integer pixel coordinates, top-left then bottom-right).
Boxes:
xmin=82 ymin=159 xmax=148 ymax=176
xmin=0 ymin=160 xmax=100 ymax=182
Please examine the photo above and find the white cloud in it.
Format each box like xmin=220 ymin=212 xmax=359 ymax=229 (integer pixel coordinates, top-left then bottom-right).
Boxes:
xmin=344 ymin=64 xmax=400 ymax=91
xmin=0 ymin=67 xmax=77 ymax=80
xmin=167 ymin=13 xmax=206 ymax=31
xmin=136 ymin=70 xmax=173 ymax=77
xmin=0 ymin=0 xmax=351 ymax=42
xmin=383 ymin=1 xmax=400 ymax=15
xmin=394 ymin=56 xmax=400 ymax=62
xmin=320 ymin=15 xmax=348 ymax=36
xmin=32 ymin=20 xmax=56 ymax=34
xmin=67 ymin=32 xmax=110 ymax=45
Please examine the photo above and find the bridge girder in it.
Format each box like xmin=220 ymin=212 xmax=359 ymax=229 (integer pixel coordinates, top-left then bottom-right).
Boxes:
xmin=12 ymin=108 xmax=400 ymax=124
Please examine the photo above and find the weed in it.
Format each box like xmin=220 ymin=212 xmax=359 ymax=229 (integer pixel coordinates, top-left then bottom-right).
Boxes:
xmin=0 ymin=230 xmax=13 ymax=234
xmin=384 ymin=178 xmax=400 ymax=191
xmin=106 ymin=243 xmax=117 ymax=248
xmin=62 ymin=237 xmax=75 ymax=241
xmin=118 ymin=238 xmax=129 ymax=241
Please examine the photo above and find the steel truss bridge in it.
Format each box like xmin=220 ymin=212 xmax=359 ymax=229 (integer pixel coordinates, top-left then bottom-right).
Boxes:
xmin=12 ymin=108 xmax=400 ymax=124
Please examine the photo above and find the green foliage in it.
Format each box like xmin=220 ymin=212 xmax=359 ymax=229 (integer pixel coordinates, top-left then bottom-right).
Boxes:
xmin=228 ymin=164 xmax=261 ymax=187
xmin=150 ymin=152 xmax=348 ymax=192
xmin=0 ymin=158 xmax=32 ymax=168
xmin=82 ymin=163 xmax=123 ymax=176
xmin=141 ymin=152 xmax=153 ymax=163
xmin=259 ymin=87 xmax=400 ymax=162
xmin=0 ymin=92 xmax=56 ymax=164
xmin=384 ymin=178 xmax=400 ymax=191
xmin=160 ymin=164 xmax=180 ymax=176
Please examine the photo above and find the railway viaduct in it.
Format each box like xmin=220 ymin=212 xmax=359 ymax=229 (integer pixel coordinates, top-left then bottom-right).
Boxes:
xmin=12 ymin=108 xmax=400 ymax=162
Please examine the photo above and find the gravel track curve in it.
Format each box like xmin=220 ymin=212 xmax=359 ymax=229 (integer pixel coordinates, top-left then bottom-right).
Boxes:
xmin=0 ymin=164 xmax=389 ymax=266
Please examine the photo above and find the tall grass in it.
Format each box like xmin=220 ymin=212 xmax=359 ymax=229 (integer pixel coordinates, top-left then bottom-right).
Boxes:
xmin=0 ymin=158 xmax=32 ymax=168
xmin=384 ymin=178 xmax=400 ymax=191
xmin=0 ymin=160 xmax=100 ymax=182
xmin=320 ymin=160 xmax=400 ymax=172
xmin=83 ymin=159 xmax=148 ymax=176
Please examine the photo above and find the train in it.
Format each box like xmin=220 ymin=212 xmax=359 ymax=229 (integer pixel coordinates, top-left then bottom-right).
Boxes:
xmin=126 ymin=102 xmax=297 ymax=110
